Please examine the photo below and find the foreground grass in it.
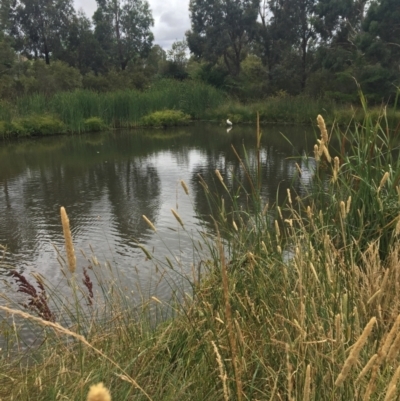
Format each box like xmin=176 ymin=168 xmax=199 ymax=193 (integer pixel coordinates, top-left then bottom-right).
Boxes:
xmin=2 ymin=106 xmax=400 ymax=400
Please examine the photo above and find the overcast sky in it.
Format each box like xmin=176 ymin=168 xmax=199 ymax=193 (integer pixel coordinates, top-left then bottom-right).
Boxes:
xmin=73 ymin=0 xmax=191 ymax=50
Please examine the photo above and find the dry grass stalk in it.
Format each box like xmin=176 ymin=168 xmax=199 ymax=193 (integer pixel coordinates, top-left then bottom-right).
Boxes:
xmin=381 ymin=314 xmax=400 ymax=360
xmin=313 ymin=144 xmax=320 ymax=162
xmin=211 ymin=341 xmax=230 ymax=401
xmin=335 ymin=316 xmax=377 ymax=386
xmin=142 ymin=215 xmax=157 ymax=232
xmin=378 ymin=172 xmax=390 ymax=193
xmin=303 ymin=364 xmax=311 ymax=401
xmin=340 ymin=201 xmax=347 ymax=219
xmin=171 ymin=209 xmax=184 ymax=228
xmin=333 ymin=156 xmax=339 ymax=182
xmin=215 ymin=224 xmax=243 ymax=401
xmin=384 ymin=365 xmax=400 ymax=401
xmin=356 ymin=354 xmax=378 ymax=383
xmin=87 ymin=382 xmax=112 ymax=401
xmin=215 ymin=169 xmax=228 ymax=192
xmin=384 ymin=384 xmax=397 ymax=401
xmin=346 ymin=196 xmax=352 ymax=214
xmin=287 ymin=188 xmax=292 ymax=205
xmin=286 ymin=343 xmax=294 ymax=401
xmin=274 ymin=220 xmax=280 ymax=237
xmin=0 ymin=305 xmax=153 ymax=401
xmin=180 ymin=179 xmax=189 ymax=195
xmin=60 ymin=206 xmax=76 ymax=273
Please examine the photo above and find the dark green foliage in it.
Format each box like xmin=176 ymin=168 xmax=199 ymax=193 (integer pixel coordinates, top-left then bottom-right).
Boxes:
xmin=187 ymin=0 xmax=259 ymax=76
xmin=93 ymin=0 xmax=154 ymax=71
xmin=8 ymin=0 xmax=75 ymax=65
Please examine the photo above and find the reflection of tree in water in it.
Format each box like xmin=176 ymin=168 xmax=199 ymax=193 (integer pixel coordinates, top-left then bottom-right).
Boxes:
xmin=0 ymin=136 xmax=162 ymax=260
xmin=101 ymin=158 xmax=161 ymax=241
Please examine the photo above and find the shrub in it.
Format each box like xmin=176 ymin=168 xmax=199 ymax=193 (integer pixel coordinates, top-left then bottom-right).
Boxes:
xmin=140 ymin=109 xmax=190 ymax=127
xmin=83 ymin=117 xmax=107 ymax=132
xmin=11 ymin=115 xmax=65 ymax=137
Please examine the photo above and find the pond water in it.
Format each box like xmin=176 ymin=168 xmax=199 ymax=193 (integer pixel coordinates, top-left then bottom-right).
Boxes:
xmin=0 ymin=122 xmax=316 ymax=308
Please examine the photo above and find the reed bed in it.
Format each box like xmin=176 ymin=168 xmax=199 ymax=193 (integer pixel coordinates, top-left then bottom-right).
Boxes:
xmin=0 ymin=79 xmax=225 ymax=136
xmin=1 ymin=106 xmax=400 ymax=400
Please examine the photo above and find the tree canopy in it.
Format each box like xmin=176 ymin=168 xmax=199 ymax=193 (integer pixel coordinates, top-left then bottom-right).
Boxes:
xmin=0 ymin=0 xmax=398 ymax=102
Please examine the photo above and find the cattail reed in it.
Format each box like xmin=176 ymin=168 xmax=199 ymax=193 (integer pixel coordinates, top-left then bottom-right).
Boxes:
xmin=171 ymin=209 xmax=184 ymax=228
xmin=60 ymin=206 xmax=76 ymax=273
xmin=335 ymin=316 xmax=377 ymax=386
xmin=180 ymin=179 xmax=189 ymax=195
xmin=87 ymin=382 xmax=112 ymax=401
xmin=142 ymin=215 xmax=157 ymax=232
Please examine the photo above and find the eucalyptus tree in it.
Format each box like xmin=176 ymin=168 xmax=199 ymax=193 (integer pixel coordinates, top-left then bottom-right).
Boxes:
xmin=8 ymin=0 xmax=76 ymax=64
xmin=186 ymin=0 xmax=260 ymax=77
xmin=93 ymin=0 xmax=154 ymax=71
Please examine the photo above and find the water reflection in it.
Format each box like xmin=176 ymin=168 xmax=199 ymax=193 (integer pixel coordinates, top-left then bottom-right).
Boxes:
xmin=0 ymin=123 xmax=317 ymax=300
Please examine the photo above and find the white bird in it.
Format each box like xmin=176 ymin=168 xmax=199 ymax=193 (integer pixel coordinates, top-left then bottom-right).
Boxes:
xmin=226 ymin=118 xmax=232 ymax=126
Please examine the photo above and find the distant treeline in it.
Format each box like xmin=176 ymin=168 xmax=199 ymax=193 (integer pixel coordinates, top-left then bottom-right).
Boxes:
xmin=0 ymin=0 xmax=399 ymax=103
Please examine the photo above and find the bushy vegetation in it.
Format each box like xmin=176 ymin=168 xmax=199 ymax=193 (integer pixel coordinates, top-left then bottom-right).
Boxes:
xmin=140 ymin=110 xmax=190 ymax=127
xmin=2 ymin=109 xmax=400 ymax=399
xmin=0 ymin=114 xmax=65 ymax=138
xmin=83 ymin=117 xmax=108 ymax=132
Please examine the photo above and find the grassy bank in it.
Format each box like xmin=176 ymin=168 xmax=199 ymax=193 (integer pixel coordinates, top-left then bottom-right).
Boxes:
xmin=1 ymin=79 xmax=399 ymax=138
xmin=2 ymin=107 xmax=400 ymax=399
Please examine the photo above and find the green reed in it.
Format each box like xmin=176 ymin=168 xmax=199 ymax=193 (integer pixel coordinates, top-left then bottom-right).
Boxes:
xmin=1 ymin=80 xmax=226 ymax=135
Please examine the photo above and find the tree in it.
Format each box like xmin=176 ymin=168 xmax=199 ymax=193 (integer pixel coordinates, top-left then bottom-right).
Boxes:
xmin=8 ymin=0 xmax=76 ymax=64
xmin=93 ymin=0 xmax=154 ymax=71
xmin=186 ymin=0 xmax=259 ymax=77
xmin=62 ymin=11 xmax=106 ymax=74
xmin=160 ymin=40 xmax=189 ymax=79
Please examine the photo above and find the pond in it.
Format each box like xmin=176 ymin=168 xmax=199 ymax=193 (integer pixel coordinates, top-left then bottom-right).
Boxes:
xmin=0 ymin=122 xmax=316 ymax=307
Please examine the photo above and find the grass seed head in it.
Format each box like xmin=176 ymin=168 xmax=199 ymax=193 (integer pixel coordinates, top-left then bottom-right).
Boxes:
xmin=60 ymin=206 xmax=76 ymax=274
xmin=142 ymin=215 xmax=157 ymax=232
xmin=180 ymin=179 xmax=189 ymax=195
xmin=317 ymin=114 xmax=329 ymax=144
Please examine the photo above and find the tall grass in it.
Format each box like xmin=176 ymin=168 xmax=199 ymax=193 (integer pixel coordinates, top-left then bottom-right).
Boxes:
xmin=2 ymin=106 xmax=400 ymax=400
xmin=8 ymin=80 xmax=226 ymax=133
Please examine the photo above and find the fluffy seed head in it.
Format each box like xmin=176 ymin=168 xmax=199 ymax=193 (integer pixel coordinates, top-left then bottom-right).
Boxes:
xmin=87 ymin=382 xmax=112 ymax=401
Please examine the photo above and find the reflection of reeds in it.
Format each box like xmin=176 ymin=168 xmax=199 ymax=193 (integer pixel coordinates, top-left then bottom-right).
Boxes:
xmin=60 ymin=206 xmax=76 ymax=274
